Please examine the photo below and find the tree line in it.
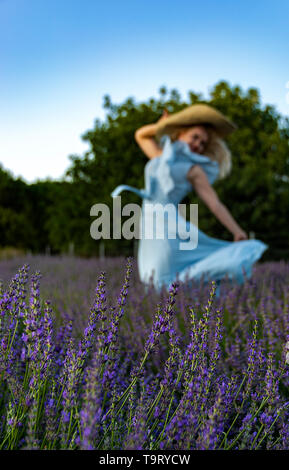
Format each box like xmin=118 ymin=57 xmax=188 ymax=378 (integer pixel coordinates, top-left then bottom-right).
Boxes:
xmin=1 ymin=81 xmax=289 ymax=261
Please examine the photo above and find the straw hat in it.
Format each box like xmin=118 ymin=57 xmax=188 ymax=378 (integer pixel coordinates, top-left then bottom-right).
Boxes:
xmin=155 ymin=103 xmax=237 ymax=139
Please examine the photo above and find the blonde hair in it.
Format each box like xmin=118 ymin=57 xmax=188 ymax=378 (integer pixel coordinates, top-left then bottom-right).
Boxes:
xmin=170 ymin=124 xmax=232 ymax=180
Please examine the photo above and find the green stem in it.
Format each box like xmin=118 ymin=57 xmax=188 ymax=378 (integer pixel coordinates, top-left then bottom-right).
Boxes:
xmin=36 ymin=380 xmax=48 ymax=429
xmin=255 ymin=410 xmax=284 ymax=450
xmin=225 ymin=398 xmax=268 ymax=450
xmin=233 ymin=374 xmax=247 ymax=405
xmin=96 ymin=352 xmax=150 ymax=450
xmin=105 ymin=351 xmax=149 ymax=419
xmin=4 ymin=331 xmax=11 ymax=361
xmin=7 ymin=319 xmax=19 ymax=356
xmin=0 ymin=431 xmax=13 ymax=450
xmin=218 ymin=376 xmax=248 ymax=449
xmin=151 ymin=370 xmax=184 ymax=449
xmin=146 ymin=387 xmax=164 ymax=424
xmin=22 ymin=361 xmax=30 ymax=390
xmin=219 ymin=410 xmax=241 ymax=449
xmin=65 ymin=409 xmax=74 ymax=448
xmin=250 ymin=423 xmax=264 ymax=449
xmin=56 ymin=383 xmax=65 ymax=409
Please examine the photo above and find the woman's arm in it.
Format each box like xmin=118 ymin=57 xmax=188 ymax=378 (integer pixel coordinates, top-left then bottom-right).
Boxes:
xmin=187 ymin=165 xmax=248 ymax=241
xmin=134 ymin=124 xmax=163 ymax=159
xmin=134 ymin=110 xmax=169 ymax=159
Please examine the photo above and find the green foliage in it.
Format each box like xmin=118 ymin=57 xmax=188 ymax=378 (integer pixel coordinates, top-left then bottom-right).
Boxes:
xmin=0 ymin=82 xmax=288 ymax=258
xmin=0 ymin=166 xmax=56 ymax=253
xmin=64 ymin=82 xmax=289 ymax=259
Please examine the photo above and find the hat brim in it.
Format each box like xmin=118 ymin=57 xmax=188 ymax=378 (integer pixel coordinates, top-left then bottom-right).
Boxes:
xmin=155 ymin=104 xmax=237 ymax=139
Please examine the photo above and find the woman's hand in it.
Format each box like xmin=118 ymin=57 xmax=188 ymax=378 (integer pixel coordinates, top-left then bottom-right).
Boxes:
xmin=134 ymin=109 xmax=170 ymax=159
xmin=156 ymin=109 xmax=170 ymax=124
xmin=233 ymin=230 xmax=248 ymax=242
xmin=134 ymin=110 xmax=170 ymax=159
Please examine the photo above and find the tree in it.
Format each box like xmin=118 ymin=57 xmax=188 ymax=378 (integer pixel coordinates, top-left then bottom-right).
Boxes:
xmin=63 ymin=82 xmax=289 ymax=260
xmin=1 ymin=82 xmax=288 ymax=260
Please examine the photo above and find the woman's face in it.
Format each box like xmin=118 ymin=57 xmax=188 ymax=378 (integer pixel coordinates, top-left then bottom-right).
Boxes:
xmin=177 ymin=125 xmax=209 ymax=154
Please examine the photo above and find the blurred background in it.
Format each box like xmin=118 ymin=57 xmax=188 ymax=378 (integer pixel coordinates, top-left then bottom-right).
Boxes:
xmin=0 ymin=0 xmax=289 ymax=261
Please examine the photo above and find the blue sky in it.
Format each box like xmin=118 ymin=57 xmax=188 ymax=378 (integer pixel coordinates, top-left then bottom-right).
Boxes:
xmin=0 ymin=0 xmax=289 ymax=182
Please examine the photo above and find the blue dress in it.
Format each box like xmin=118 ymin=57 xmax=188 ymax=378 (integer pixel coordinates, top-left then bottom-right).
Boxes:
xmin=111 ymin=135 xmax=268 ymax=292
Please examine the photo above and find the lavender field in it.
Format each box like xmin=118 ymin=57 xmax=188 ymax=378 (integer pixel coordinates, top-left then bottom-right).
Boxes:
xmin=1 ymin=254 xmax=289 ymax=450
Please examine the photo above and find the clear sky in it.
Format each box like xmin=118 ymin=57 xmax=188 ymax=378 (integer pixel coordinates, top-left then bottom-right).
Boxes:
xmin=0 ymin=0 xmax=288 ymax=183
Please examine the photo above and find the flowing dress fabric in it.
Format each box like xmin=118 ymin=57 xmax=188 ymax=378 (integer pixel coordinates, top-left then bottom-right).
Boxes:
xmin=111 ymin=135 xmax=268 ymax=292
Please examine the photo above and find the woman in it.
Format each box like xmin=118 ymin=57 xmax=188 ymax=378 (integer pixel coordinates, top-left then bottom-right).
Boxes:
xmin=111 ymin=104 xmax=268 ymax=292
